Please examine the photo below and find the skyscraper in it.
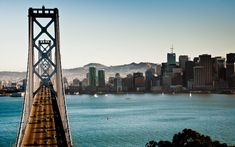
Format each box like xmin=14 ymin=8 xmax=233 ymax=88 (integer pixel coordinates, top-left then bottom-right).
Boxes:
xmin=179 ymin=55 xmax=189 ymax=70
xmin=167 ymin=52 xmax=176 ymax=65
xmin=133 ymin=72 xmax=145 ymax=91
xmin=185 ymin=61 xmax=196 ymax=87
xmin=114 ymin=73 xmax=122 ymax=92
xmin=89 ymin=66 xmax=96 ymax=87
xmin=199 ymin=54 xmax=212 ymax=86
xmin=145 ymin=68 xmax=155 ymax=91
xmin=98 ymin=69 xmax=105 ymax=87
xmin=193 ymin=66 xmax=205 ymax=89
xmin=226 ymin=53 xmax=235 ymax=87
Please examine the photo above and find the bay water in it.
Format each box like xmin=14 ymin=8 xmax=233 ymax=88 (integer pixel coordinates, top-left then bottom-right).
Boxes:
xmin=0 ymin=94 xmax=235 ymax=146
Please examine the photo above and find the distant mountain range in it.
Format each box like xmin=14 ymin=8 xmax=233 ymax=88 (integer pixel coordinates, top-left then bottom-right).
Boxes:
xmin=0 ymin=62 xmax=157 ymax=82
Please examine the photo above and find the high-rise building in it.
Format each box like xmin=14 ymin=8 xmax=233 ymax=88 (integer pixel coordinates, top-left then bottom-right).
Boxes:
xmin=167 ymin=52 xmax=176 ymax=65
xmin=179 ymin=55 xmax=189 ymax=70
xmin=89 ymin=66 xmax=96 ymax=87
xmin=122 ymin=74 xmax=134 ymax=92
xmin=22 ymin=79 xmax=27 ymax=91
xmin=114 ymin=73 xmax=122 ymax=92
xmin=98 ymin=70 xmax=105 ymax=87
xmin=226 ymin=53 xmax=235 ymax=81
xmin=185 ymin=61 xmax=196 ymax=87
xmin=226 ymin=53 xmax=235 ymax=63
xmin=172 ymin=68 xmax=183 ymax=86
xmin=0 ymin=80 xmax=2 ymax=89
xmin=145 ymin=68 xmax=155 ymax=91
xmin=133 ymin=72 xmax=145 ymax=91
xmin=226 ymin=53 xmax=235 ymax=87
xmin=199 ymin=54 xmax=212 ymax=86
xmin=81 ymin=78 xmax=88 ymax=88
xmin=193 ymin=66 xmax=205 ymax=89
xmin=156 ymin=64 xmax=161 ymax=76
xmin=212 ymin=57 xmax=225 ymax=80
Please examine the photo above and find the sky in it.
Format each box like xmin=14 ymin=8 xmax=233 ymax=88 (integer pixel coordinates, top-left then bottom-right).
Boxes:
xmin=0 ymin=0 xmax=235 ymax=71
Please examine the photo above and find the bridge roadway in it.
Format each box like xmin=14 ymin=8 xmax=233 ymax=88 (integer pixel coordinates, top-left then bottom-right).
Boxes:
xmin=21 ymin=86 xmax=68 ymax=146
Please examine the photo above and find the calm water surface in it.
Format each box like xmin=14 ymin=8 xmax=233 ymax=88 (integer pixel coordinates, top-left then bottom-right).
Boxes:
xmin=0 ymin=94 xmax=235 ymax=146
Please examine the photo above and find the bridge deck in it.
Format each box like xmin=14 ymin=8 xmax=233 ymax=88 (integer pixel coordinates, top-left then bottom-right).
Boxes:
xmin=21 ymin=86 xmax=68 ymax=146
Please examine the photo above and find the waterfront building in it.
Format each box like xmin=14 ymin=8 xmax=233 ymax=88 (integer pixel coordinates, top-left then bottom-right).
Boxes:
xmin=145 ymin=68 xmax=155 ymax=91
xmin=179 ymin=55 xmax=189 ymax=70
xmin=162 ymin=73 xmax=171 ymax=88
xmin=114 ymin=73 xmax=122 ymax=92
xmin=156 ymin=64 xmax=161 ymax=76
xmin=122 ymin=74 xmax=134 ymax=92
xmin=133 ymin=72 xmax=145 ymax=91
xmin=81 ymin=78 xmax=89 ymax=88
xmin=151 ymin=75 xmax=161 ymax=92
xmin=199 ymin=54 xmax=213 ymax=87
xmin=161 ymin=63 xmax=167 ymax=76
xmin=185 ymin=61 xmax=196 ymax=88
xmin=89 ymin=66 xmax=96 ymax=87
xmin=172 ymin=68 xmax=183 ymax=86
xmin=0 ymin=81 xmax=2 ymax=89
xmin=226 ymin=53 xmax=235 ymax=87
xmin=108 ymin=77 xmax=115 ymax=87
xmin=212 ymin=57 xmax=225 ymax=80
xmin=167 ymin=52 xmax=176 ymax=65
xmin=63 ymin=77 xmax=69 ymax=89
xmin=72 ymin=78 xmax=80 ymax=86
xmin=167 ymin=50 xmax=177 ymax=73
xmin=22 ymin=79 xmax=27 ymax=91
xmin=193 ymin=66 xmax=205 ymax=89
xmin=98 ymin=70 xmax=105 ymax=87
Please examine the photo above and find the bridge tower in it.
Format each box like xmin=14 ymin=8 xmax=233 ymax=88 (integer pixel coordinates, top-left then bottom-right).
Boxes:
xmin=17 ymin=6 xmax=72 ymax=146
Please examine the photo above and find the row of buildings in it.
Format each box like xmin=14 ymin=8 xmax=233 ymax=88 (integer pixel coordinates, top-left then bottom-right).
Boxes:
xmin=65 ymin=51 xmax=235 ymax=94
xmin=0 ymin=80 xmax=26 ymax=95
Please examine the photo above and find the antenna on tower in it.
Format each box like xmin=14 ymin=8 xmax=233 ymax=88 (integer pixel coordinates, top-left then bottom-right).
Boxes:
xmin=170 ymin=44 xmax=174 ymax=53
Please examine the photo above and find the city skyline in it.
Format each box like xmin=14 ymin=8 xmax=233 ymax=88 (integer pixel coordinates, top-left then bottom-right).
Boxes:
xmin=0 ymin=0 xmax=235 ymax=71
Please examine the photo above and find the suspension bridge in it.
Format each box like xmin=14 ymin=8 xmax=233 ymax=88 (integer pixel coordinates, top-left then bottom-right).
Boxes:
xmin=16 ymin=6 xmax=73 ymax=147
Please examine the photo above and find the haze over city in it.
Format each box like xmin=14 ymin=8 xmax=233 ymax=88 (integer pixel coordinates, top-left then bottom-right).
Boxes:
xmin=0 ymin=0 xmax=235 ymax=71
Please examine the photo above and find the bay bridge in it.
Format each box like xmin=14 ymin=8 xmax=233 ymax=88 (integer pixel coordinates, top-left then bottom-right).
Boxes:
xmin=16 ymin=6 xmax=73 ymax=146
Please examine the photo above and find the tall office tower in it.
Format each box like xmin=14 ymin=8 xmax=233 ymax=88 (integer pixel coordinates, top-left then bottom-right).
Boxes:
xmin=172 ymin=68 xmax=183 ymax=86
xmin=179 ymin=55 xmax=189 ymax=70
xmin=226 ymin=53 xmax=235 ymax=80
xmin=156 ymin=64 xmax=161 ymax=76
xmin=133 ymin=72 xmax=145 ymax=91
xmin=145 ymin=68 xmax=155 ymax=91
xmin=199 ymin=54 xmax=212 ymax=86
xmin=0 ymin=80 xmax=2 ymax=89
xmin=185 ymin=61 xmax=196 ymax=87
xmin=114 ymin=73 xmax=122 ymax=92
xmin=98 ymin=69 xmax=105 ymax=87
xmin=89 ymin=66 xmax=96 ymax=87
xmin=212 ymin=57 xmax=225 ymax=80
xmin=226 ymin=53 xmax=235 ymax=87
xmin=122 ymin=74 xmax=134 ymax=92
xmin=193 ymin=66 xmax=205 ymax=89
xmin=161 ymin=63 xmax=167 ymax=76
xmin=167 ymin=52 xmax=176 ymax=65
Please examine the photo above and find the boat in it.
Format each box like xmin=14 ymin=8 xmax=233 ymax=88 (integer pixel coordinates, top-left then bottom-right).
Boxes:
xmin=94 ymin=94 xmax=98 ymax=97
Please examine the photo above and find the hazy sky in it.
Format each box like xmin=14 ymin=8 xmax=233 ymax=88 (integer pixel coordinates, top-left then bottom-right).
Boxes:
xmin=0 ymin=0 xmax=235 ymax=71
